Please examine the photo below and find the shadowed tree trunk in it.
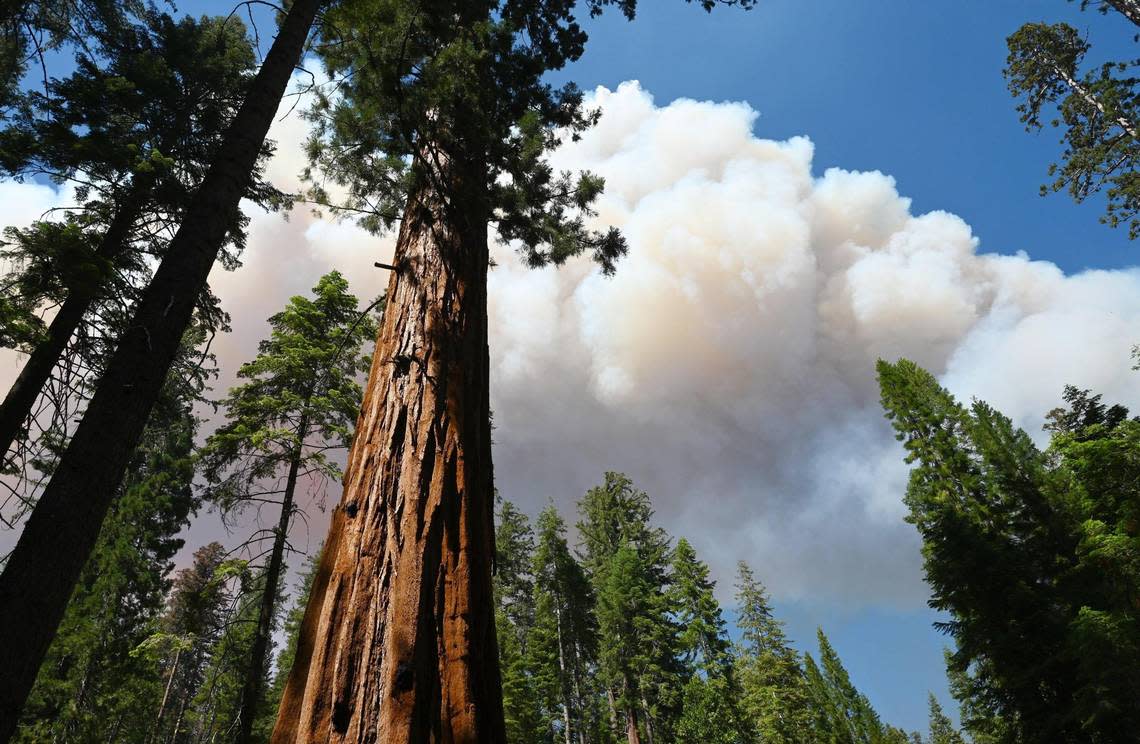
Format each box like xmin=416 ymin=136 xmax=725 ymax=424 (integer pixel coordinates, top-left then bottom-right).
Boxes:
xmin=1108 ymin=0 xmax=1140 ymax=28
xmin=624 ymin=689 xmax=642 ymax=744
xmin=236 ymin=429 xmax=304 ymax=744
xmin=271 ymin=154 xmax=505 ymax=743
xmin=0 ymin=1 xmax=321 ymax=735
xmin=149 ymin=645 xmax=181 ymax=744
xmin=0 ymin=198 xmax=141 ymax=462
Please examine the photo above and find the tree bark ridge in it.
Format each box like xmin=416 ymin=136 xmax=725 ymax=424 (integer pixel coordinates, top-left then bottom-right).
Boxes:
xmin=271 ymin=159 xmax=504 ymax=743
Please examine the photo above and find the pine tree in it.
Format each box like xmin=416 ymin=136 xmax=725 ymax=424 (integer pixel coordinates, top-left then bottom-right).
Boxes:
xmin=187 ymin=565 xmax=272 ymax=743
xmin=734 ymin=561 xmax=810 ymax=743
xmin=198 ymin=271 xmax=374 ymax=744
xmin=669 ymin=539 xmax=749 ymax=744
xmin=0 ymin=9 xmax=276 ymax=468
xmin=804 ymin=629 xmax=895 ymax=744
xmin=675 ymin=675 xmax=748 ymax=744
xmin=0 ymin=0 xmax=134 ymax=110
xmin=275 ymin=2 xmax=755 ymax=738
xmin=12 ymin=373 xmax=201 ymax=742
xmin=926 ymin=694 xmax=964 ymax=744
xmin=942 ymin=650 xmax=1008 ymax=744
xmin=0 ymin=0 xmax=323 ymax=729
xmin=148 ymin=542 xmax=244 ymax=744
xmin=670 ymin=539 xmax=732 ymax=675
xmin=878 ymin=359 xmax=1140 ymax=740
xmin=491 ymin=499 xmax=546 ymax=742
xmin=1005 ymin=4 xmax=1140 ymax=238
xmin=579 ymin=473 xmax=679 ymax=744
xmin=494 ymin=498 xmax=538 ymax=648
xmin=498 ymin=605 xmax=547 ymax=744
xmin=530 ymin=505 xmax=597 ymax=744
xmin=255 ymin=547 xmax=323 ymax=742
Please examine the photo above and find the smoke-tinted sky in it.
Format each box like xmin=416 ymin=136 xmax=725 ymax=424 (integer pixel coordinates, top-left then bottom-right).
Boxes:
xmin=5 ymin=0 xmax=1140 ymax=732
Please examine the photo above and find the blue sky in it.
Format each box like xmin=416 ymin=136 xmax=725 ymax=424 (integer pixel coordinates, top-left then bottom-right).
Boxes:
xmin=551 ymin=0 xmax=1137 ymax=731
xmin=110 ymin=0 xmax=1140 ymax=733
xmin=553 ymin=0 xmax=1139 ymax=274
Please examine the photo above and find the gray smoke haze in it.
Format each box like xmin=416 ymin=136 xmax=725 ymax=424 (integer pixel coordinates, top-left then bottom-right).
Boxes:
xmin=4 ymin=80 xmax=1140 ymax=608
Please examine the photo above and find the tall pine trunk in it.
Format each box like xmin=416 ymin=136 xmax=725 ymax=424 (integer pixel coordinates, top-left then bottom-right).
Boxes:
xmin=236 ymin=434 xmax=304 ymax=744
xmin=150 ymin=646 xmax=181 ymax=744
xmin=271 ymin=154 xmax=505 ymax=743
xmin=0 ymin=199 xmax=141 ymax=462
xmin=555 ymin=604 xmax=572 ymax=744
xmin=0 ymin=2 xmax=321 ymax=735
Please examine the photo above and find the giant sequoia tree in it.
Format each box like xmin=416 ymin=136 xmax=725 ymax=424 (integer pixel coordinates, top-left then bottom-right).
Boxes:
xmin=271 ymin=2 xmax=754 ymax=742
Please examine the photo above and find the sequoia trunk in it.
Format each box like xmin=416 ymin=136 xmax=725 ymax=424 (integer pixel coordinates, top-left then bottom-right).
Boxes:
xmin=0 ymin=0 xmax=321 ymax=735
xmin=271 ymin=155 xmax=505 ymax=743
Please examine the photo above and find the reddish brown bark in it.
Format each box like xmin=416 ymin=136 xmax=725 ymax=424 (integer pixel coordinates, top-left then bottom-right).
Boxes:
xmin=271 ymin=160 xmax=505 ymax=743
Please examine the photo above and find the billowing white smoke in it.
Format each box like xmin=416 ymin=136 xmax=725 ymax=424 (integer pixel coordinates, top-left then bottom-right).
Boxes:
xmin=4 ymin=80 xmax=1139 ymax=607
xmin=486 ymin=82 xmax=1140 ymax=605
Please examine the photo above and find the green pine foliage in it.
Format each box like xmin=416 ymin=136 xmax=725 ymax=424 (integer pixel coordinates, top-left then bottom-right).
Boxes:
xmin=675 ymin=674 xmax=748 ymax=744
xmin=927 ymin=693 xmax=965 ymax=744
xmin=197 ymin=270 xmax=374 ymax=743
xmin=0 ymin=9 xmax=273 ymax=353
xmin=488 ymin=475 xmax=914 ymax=744
xmin=150 ymin=541 xmax=244 ymax=744
xmin=669 ymin=539 xmax=750 ymax=743
xmin=803 ymin=629 xmax=908 ymax=743
xmin=305 ymin=0 xmax=753 ymax=274
xmin=13 ymin=381 xmax=200 ymax=742
xmin=878 ymin=358 xmax=1140 ymax=741
xmin=530 ymin=505 xmax=600 ymax=743
xmin=199 ymin=270 xmax=376 ymax=512
xmin=735 ymin=561 xmax=812 ymax=743
xmin=187 ymin=566 xmax=271 ymax=742
xmin=670 ymin=539 xmax=733 ymax=675
xmin=492 ymin=499 xmax=548 ymax=742
xmin=579 ymin=472 xmax=682 ymax=742
xmin=1005 ymin=6 xmax=1140 ymax=237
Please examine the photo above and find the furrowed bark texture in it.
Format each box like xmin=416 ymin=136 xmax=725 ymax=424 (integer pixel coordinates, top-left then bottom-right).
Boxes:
xmin=271 ymin=164 xmax=505 ymax=743
xmin=0 ymin=1 xmax=320 ymax=736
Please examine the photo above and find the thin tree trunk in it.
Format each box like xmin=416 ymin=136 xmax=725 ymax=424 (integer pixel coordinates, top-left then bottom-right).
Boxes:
xmin=0 ymin=200 xmax=140 ymax=463
xmin=170 ymin=693 xmax=188 ymax=744
xmin=271 ymin=154 xmax=505 ymax=742
xmin=619 ymin=677 xmax=641 ymax=744
xmin=105 ymin=714 xmax=122 ymax=744
xmin=572 ymin=643 xmax=586 ymax=744
xmin=555 ymin=607 xmax=572 ymax=744
xmin=1044 ymin=54 xmax=1139 ymax=139
xmin=639 ymin=694 xmax=654 ymax=744
xmin=236 ymin=436 xmax=304 ymax=744
xmin=0 ymin=1 xmax=321 ymax=736
xmin=607 ymin=688 xmax=620 ymax=738
xmin=1108 ymin=0 xmax=1140 ymax=28
xmin=150 ymin=646 xmax=181 ymax=744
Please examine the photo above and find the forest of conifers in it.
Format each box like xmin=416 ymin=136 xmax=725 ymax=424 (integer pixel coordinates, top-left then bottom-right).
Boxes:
xmin=2 ymin=0 xmax=1140 ymax=743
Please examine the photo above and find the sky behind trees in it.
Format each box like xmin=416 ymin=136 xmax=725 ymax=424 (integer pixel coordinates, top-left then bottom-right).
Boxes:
xmin=4 ymin=0 xmax=1139 ymax=733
